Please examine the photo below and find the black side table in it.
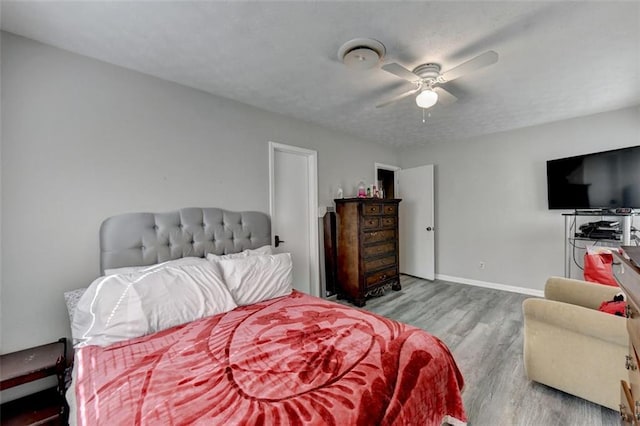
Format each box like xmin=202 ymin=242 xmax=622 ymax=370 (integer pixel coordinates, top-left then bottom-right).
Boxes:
xmin=1 ymin=338 xmax=68 ymax=425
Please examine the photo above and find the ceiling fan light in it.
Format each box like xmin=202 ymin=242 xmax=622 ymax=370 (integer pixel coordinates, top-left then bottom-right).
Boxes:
xmin=415 ymin=89 xmax=438 ymax=109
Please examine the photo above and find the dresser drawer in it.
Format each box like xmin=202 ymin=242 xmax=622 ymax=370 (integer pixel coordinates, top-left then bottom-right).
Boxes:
xmin=380 ymin=216 xmax=396 ymax=228
xmin=362 ymin=217 xmax=380 ymax=229
xmin=363 ymin=229 xmax=395 ymax=244
xmin=365 ymin=267 xmax=397 ymax=287
xmin=362 ymin=204 xmax=383 ymax=216
xmin=364 ymin=255 xmax=396 ymax=272
xmin=383 ymin=204 xmax=397 ymax=215
xmin=363 ymin=242 xmax=395 ymax=258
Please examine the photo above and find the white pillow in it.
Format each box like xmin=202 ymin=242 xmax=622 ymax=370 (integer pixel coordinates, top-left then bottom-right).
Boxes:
xmin=214 ymin=253 xmax=292 ymax=306
xmin=72 ymin=258 xmax=237 ymax=348
xmin=104 ymin=256 xmax=204 ymax=276
xmin=205 ymin=245 xmax=273 ymax=262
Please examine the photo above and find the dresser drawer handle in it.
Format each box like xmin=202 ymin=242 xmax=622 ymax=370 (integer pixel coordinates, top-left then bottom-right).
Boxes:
xmin=626 ymin=355 xmax=637 ymax=371
xmin=371 ymin=232 xmax=377 ymax=237
xmin=620 ymin=405 xmax=633 ymax=423
xmin=626 ymin=304 xmax=635 ymax=318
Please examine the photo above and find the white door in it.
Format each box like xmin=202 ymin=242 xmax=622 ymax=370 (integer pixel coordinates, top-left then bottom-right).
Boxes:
xmin=397 ymin=164 xmax=435 ymax=280
xmin=269 ymin=142 xmax=319 ymax=296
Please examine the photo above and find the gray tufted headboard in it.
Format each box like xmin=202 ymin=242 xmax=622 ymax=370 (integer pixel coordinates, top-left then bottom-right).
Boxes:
xmin=100 ymin=207 xmax=271 ymax=274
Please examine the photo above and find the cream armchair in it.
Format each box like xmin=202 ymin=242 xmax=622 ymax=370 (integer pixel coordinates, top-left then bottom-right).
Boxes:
xmin=523 ymin=276 xmax=628 ymax=410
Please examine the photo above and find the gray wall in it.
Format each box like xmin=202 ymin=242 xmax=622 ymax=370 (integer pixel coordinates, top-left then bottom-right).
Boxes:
xmin=0 ymin=32 xmax=398 ymax=353
xmin=399 ymin=105 xmax=640 ymax=292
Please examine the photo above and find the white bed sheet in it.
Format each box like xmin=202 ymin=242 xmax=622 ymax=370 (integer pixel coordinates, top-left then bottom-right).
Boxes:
xmin=66 ymin=366 xmax=78 ymax=426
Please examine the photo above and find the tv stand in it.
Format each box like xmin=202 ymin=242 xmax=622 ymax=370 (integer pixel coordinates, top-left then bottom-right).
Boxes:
xmin=563 ymin=211 xmax=638 ymax=278
xmin=573 ymin=208 xmax=636 ymax=215
xmin=574 ymin=209 xmax=608 ymax=215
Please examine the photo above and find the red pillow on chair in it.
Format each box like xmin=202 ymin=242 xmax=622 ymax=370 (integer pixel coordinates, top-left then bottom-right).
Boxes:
xmin=598 ymin=294 xmax=626 ymax=316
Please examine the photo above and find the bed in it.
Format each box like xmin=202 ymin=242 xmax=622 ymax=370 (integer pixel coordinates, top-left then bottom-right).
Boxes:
xmin=66 ymin=208 xmax=466 ymax=425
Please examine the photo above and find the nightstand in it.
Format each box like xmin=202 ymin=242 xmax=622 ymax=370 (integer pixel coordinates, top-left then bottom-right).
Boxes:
xmin=0 ymin=338 xmax=68 ymax=425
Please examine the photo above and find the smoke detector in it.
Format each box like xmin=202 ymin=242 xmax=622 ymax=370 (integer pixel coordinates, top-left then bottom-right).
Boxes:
xmin=338 ymin=38 xmax=386 ymax=70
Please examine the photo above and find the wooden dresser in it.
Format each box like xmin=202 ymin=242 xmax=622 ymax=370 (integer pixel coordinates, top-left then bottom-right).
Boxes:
xmin=334 ymin=198 xmax=401 ymax=307
xmin=616 ymin=247 xmax=640 ymax=425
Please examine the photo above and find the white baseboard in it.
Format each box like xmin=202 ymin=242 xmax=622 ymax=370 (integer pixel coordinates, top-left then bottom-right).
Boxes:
xmin=435 ymin=274 xmax=544 ymax=297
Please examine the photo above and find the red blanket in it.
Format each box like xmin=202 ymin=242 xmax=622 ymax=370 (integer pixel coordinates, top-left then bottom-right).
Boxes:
xmin=74 ymin=291 xmax=466 ymax=425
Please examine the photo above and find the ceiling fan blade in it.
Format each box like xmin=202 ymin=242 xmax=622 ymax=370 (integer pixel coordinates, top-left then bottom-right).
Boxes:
xmin=439 ymin=50 xmax=499 ymax=83
xmin=381 ymin=63 xmax=421 ymax=82
xmin=376 ymin=87 xmax=421 ymax=108
xmin=434 ymin=86 xmax=458 ymax=106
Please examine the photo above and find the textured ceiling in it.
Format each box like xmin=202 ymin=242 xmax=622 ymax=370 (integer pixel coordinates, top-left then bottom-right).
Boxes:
xmin=2 ymin=1 xmax=639 ymax=148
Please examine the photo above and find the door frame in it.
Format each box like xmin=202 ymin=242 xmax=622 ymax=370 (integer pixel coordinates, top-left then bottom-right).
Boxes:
xmin=374 ymin=162 xmax=400 ymax=197
xmin=268 ymin=141 xmax=320 ymax=297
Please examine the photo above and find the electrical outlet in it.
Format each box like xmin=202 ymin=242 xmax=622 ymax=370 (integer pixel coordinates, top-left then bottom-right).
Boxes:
xmin=479 ymin=261 xmax=486 ymax=269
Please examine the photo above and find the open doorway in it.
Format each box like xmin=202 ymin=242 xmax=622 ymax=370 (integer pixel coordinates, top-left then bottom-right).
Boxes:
xmin=378 ymin=169 xmax=395 ymax=199
xmin=374 ymin=163 xmax=400 ymax=199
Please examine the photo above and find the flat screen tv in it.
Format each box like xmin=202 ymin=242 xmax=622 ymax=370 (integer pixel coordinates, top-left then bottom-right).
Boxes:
xmin=546 ymin=146 xmax=640 ymax=210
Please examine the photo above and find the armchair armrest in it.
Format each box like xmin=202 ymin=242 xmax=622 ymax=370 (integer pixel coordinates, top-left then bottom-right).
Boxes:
xmin=523 ymin=298 xmax=627 ymax=346
xmin=544 ymin=276 xmax=620 ymax=310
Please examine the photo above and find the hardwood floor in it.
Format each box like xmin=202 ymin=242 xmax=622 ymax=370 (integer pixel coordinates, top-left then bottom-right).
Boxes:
xmin=337 ymin=275 xmax=618 ymax=426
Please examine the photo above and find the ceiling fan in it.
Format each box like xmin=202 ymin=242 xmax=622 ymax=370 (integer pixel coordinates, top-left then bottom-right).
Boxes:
xmin=377 ymin=50 xmax=499 ymax=109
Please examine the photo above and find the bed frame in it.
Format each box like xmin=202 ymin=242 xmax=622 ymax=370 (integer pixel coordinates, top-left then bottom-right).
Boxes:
xmin=99 ymin=207 xmax=271 ymax=274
